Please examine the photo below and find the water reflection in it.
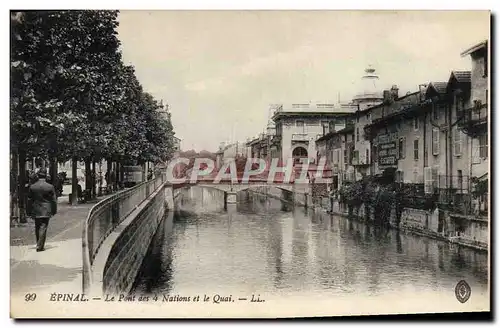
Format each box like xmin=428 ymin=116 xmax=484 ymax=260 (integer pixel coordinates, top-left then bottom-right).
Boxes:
xmin=132 ymin=190 xmax=488 ymax=301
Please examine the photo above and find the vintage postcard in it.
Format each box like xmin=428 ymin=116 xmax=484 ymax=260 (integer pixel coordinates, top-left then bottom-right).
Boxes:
xmin=10 ymin=10 xmax=491 ymax=318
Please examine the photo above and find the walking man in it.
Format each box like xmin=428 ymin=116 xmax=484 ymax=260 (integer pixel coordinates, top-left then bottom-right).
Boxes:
xmin=27 ymin=168 xmax=57 ymax=252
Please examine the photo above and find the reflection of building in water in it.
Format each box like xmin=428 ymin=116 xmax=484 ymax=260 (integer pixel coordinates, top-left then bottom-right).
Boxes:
xmin=267 ymin=212 xmax=284 ymax=287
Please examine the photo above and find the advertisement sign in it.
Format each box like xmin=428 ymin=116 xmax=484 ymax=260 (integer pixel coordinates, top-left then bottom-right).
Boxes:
xmin=377 ymin=133 xmax=398 ymax=167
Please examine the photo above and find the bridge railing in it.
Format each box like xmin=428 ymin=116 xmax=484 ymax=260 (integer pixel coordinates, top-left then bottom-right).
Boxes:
xmin=82 ymin=173 xmax=165 ymax=294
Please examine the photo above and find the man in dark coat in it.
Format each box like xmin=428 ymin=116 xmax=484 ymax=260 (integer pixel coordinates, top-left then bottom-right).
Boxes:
xmin=27 ymin=168 xmax=57 ymax=252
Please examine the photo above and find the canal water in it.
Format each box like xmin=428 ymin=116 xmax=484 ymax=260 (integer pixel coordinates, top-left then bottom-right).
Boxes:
xmin=132 ymin=191 xmax=489 ymax=313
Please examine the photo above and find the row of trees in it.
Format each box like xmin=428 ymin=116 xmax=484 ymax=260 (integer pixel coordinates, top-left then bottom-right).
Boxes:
xmin=11 ymin=11 xmax=176 ymax=216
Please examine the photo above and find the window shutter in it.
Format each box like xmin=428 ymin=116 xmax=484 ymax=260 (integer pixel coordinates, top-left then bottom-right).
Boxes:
xmin=454 ymin=129 xmax=462 ymax=156
xmin=399 ymin=137 xmax=406 ymax=159
xmin=414 ymin=139 xmax=419 ymax=160
xmin=432 ymin=128 xmax=440 ymax=155
xmin=424 ymin=167 xmax=432 ymax=194
xmin=431 ymin=167 xmax=438 ymax=191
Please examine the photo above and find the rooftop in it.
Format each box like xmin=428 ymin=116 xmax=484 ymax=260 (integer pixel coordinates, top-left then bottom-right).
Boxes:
xmin=450 ymin=71 xmax=472 ymax=84
xmin=460 ymin=40 xmax=488 ymax=57
xmin=427 ymin=82 xmax=448 ymax=95
xmin=273 ymin=103 xmax=354 ymax=114
xmin=315 ymin=123 xmax=355 ymax=142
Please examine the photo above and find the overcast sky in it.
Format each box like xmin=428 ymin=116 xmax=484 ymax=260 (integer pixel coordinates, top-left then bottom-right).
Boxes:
xmin=117 ymin=10 xmax=489 ymax=152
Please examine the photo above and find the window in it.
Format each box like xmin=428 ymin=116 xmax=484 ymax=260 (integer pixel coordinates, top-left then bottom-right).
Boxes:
xmin=413 ymin=117 xmax=419 ymax=130
xmin=433 ymin=104 xmax=441 ymax=120
xmin=398 ymin=137 xmax=406 ymax=159
xmin=456 ymin=98 xmax=466 ymax=117
xmin=321 ymin=121 xmax=329 ymax=133
xmin=356 ymin=128 xmax=360 ymax=141
xmin=479 ymin=134 xmax=488 ymax=158
xmin=396 ymin=170 xmax=404 ymax=183
xmin=366 ymin=149 xmax=370 ymax=164
xmin=322 ymin=125 xmax=328 ymax=135
xmin=353 ymin=150 xmax=359 ymax=164
xmin=424 ymin=167 xmax=434 ymax=194
xmin=413 ymin=139 xmax=419 ymax=161
xmin=343 ymin=149 xmax=348 ymax=167
xmin=373 ymin=146 xmax=378 ymax=162
xmin=329 ymin=121 xmax=335 ymax=133
xmin=432 ymin=167 xmax=438 ymax=191
xmin=454 ymin=129 xmax=462 ymax=156
xmin=457 ymin=170 xmax=463 ymax=192
xmin=432 ymin=127 xmax=440 ymax=155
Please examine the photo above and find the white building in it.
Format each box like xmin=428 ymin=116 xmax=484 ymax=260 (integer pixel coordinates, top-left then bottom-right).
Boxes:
xmin=272 ymin=103 xmax=356 ymax=165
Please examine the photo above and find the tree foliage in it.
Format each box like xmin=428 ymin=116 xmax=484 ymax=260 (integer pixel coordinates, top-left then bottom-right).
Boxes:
xmin=10 ymin=10 xmax=176 ymax=165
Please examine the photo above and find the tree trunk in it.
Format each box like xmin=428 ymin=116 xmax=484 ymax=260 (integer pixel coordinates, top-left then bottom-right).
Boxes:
xmin=84 ymin=157 xmax=92 ymax=192
xmin=18 ymin=150 xmax=27 ymax=223
xmin=71 ymin=157 xmax=78 ymax=205
xmin=49 ymin=155 xmax=57 ymax=185
xmin=91 ymin=160 xmax=97 ymax=199
xmin=106 ymin=158 xmax=112 ymax=191
xmin=116 ymin=161 xmax=121 ymax=189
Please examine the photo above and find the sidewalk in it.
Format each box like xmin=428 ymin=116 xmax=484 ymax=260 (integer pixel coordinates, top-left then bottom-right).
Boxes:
xmin=10 ymin=188 xmax=111 ymax=299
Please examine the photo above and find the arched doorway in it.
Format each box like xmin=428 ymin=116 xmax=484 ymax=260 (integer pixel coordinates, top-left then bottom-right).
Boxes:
xmin=292 ymin=146 xmax=308 ymax=164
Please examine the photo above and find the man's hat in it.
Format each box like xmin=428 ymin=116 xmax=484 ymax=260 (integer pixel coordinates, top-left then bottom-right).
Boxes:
xmin=37 ymin=168 xmax=47 ymax=178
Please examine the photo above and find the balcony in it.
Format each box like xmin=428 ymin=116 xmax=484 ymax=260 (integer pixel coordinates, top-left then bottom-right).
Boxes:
xmin=458 ymin=100 xmax=488 ymax=137
xmin=291 ymin=133 xmax=310 ymax=142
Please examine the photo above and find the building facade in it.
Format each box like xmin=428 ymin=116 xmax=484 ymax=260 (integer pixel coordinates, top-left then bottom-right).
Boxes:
xmin=173 ymin=136 xmax=181 ymax=153
xmin=272 ymin=103 xmax=355 ymax=165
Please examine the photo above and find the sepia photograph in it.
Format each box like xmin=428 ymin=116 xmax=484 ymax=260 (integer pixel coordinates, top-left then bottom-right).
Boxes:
xmin=9 ymin=9 xmax=491 ymax=319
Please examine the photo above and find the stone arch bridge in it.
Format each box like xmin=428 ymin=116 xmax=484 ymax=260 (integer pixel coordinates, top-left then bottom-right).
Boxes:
xmin=173 ymin=180 xmax=301 ymax=207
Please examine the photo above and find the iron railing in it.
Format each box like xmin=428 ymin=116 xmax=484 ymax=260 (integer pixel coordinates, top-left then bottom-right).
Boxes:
xmin=82 ymin=174 xmax=166 ymax=293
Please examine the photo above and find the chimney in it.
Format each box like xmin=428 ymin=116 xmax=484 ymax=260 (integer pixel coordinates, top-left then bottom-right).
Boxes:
xmin=383 ymin=90 xmax=391 ymax=102
xmin=390 ymin=85 xmax=399 ymax=99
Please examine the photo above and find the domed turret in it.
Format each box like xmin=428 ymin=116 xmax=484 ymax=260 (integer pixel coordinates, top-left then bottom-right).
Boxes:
xmin=352 ymin=65 xmax=384 ymax=106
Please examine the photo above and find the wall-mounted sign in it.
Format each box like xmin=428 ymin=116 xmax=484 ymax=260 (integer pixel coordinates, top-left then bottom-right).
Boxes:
xmin=377 ymin=132 xmax=398 ymax=167
xmin=379 ymin=155 xmax=398 ymax=166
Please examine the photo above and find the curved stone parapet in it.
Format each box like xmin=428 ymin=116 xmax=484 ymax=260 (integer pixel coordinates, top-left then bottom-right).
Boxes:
xmin=83 ymin=175 xmax=174 ymax=297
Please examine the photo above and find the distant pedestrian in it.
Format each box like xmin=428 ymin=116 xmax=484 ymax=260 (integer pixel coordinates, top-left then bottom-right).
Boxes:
xmin=329 ymin=188 xmax=336 ymax=213
xmin=27 ymin=168 xmax=57 ymax=252
xmin=147 ymin=168 xmax=154 ymax=180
